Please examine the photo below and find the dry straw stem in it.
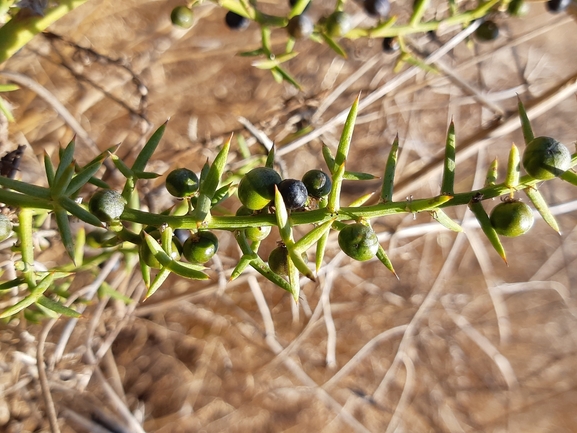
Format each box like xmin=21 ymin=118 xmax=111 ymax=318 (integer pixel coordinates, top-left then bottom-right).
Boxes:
xmin=385 ymin=353 xmax=416 ymax=433
xmin=441 ymin=295 xmax=519 ymax=390
xmin=247 ymin=275 xmax=276 ymax=339
xmin=465 ymin=228 xmax=512 ymax=345
xmin=394 ymin=72 xmax=577 ymax=197
xmin=528 ymin=224 xmax=577 ymax=283
xmin=269 ymin=252 xmax=346 ymax=364
xmin=247 ymin=269 xmax=370 ymax=432
xmin=497 ymin=281 xmax=577 ymax=320
xmin=50 ymin=253 xmax=123 ymax=365
xmin=373 ymin=232 xmax=469 ymax=406
xmin=277 ymin=19 xmax=483 ymax=157
xmin=0 ymin=70 xmax=99 ymax=155
xmin=375 ymin=17 xmax=571 ymax=115
xmin=36 ymin=253 xmax=122 ymax=433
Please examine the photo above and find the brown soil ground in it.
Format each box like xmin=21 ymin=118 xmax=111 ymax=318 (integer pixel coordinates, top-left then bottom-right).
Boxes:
xmin=2 ymin=1 xmax=577 ymax=432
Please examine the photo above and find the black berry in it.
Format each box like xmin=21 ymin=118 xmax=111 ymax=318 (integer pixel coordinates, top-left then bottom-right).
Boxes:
xmin=546 ymin=0 xmax=571 ymax=12
xmin=286 ymin=15 xmax=314 ymax=39
xmin=278 ymin=179 xmax=308 ymax=210
xmin=382 ymin=37 xmax=399 ymax=53
xmin=474 ymin=21 xmax=499 ymax=42
xmin=225 ymin=11 xmax=250 ymax=30
xmin=363 ymin=0 xmax=390 ymax=18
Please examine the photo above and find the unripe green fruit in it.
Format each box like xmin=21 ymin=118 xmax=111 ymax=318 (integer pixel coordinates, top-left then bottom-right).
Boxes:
xmin=183 ymin=231 xmax=219 ymax=264
xmin=89 ymin=190 xmax=126 ymax=222
xmin=268 ymin=246 xmax=307 ymax=276
xmin=166 ymin=168 xmax=199 ymax=197
xmin=338 ymin=223 xmax=379 ymax=261
xmin=235 ymin=206 xmax=271 ymax=241
xmin=522 ymin=136 xmax=571 ymax=180
xmin=489 ymin=201 xmax=534 ymax=237
xmin=171 ymin=6 xmax=193 ymax=28
xmin=0 ymin=214 xmax=12 ymax=242
xmin=302 ymin=169 xmax=331 ymax=198
xmin=325 ymin=11 xmax=352 ymax=38
xmin=507 ymin=0 xmax=529 ymax=16
xmin=268 ymin=245 xmax=290 ymax=276
xmin=238 ymin=167 xmax=282 ymax=210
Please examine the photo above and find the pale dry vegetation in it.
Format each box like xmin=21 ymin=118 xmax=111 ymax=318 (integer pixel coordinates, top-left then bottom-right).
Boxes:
xmin=1 ymin=1 xmax=577 ymax=432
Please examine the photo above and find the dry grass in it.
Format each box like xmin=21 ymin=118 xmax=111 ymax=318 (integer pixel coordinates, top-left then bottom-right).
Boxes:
xmin=1 ymin=1 xmax=577 ymax=432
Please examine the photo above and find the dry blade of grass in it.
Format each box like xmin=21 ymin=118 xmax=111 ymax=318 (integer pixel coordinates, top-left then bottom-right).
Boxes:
xmin=441 ymin=295 xmax=519 ymax=390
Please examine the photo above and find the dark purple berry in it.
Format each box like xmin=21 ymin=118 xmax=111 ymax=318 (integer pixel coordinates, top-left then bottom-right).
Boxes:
xmin=225 ymin=11 xmax=250 ymax=30
xmin=382 ymin=37 xmax=399 ymax=53
xmin=278 ymin=179 xmax=308 ymax=210
xmin=286 ymin=15 xmax=314 ymax=39
xmin=174 ymin=229 xmax=191 ymax=244
xmin=363 ymin=0 xmax=390 ymax=18
xmin=546 ymin=0 xmax=571 ymax=12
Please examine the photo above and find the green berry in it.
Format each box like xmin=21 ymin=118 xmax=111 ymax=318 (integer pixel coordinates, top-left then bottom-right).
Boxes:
xmin=363 ymin=0 xmax=390 ymax=18
xmin=507 ymin=0 xmax=529 ymax=16
xmin=474 ymin=21 xmax=500 ymax=42
xmin=268 ymin=245 xmax=307 ymax=276
xmin=236 ymin=206 xmax=271 ymax=241
xmin=0 ymin=214 xmax=12 ymax=242
xmin=490 ymin=201 xmax=534 ymax=237
xmin=89 ymin=190 xmax=126 ymax=222
xmin=302 ymin=170 xmax=332 ymax=198
xmin=325 ymin=11 xmax=352 ymax=38
xmin=338 ymin=223 xmax=379 ymax=261
xmin=166 ymin=168 xmax=199 ymax=198
xmin=183 ymin=231 xmax=219 ymax=264
xmin=171 ymin=6 xmax=193 ymax=28
xmin=238 ymin=167 xmax=282 ymax=210
xmin=268 ymin=245 xmax=290 ymax=276
xmin=286 ymin=15 xmax=314 ymax=39
xmin=522 ymin=136 xmax=571 ymax=180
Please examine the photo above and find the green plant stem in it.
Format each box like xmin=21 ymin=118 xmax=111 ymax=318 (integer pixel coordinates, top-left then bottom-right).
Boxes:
xmin=119 ymin=173 xmax=550 ymax=230
xmin=17 ymin=208 xmax=37 ymax=288
xmin=0 ymin=0 xmax=90 ymax=65
xmin=349 ymin=0 xmax=500 ymax=39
